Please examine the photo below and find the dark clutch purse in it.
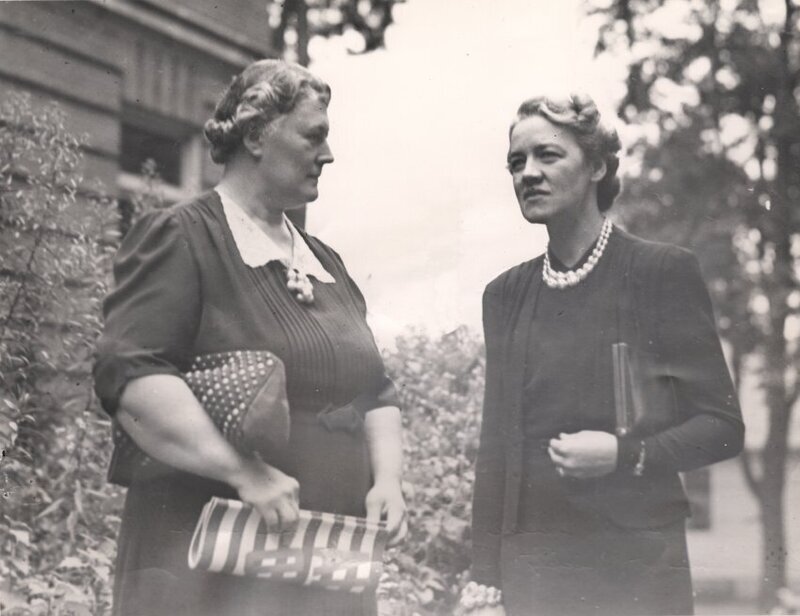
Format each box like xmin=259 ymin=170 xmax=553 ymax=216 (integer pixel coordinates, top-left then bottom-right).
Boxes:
xmin=108 ymin=350 xmax=290 ymax=486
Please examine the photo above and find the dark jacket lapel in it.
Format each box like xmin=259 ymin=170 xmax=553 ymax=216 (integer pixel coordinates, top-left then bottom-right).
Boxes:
xmin=499 ymin=257 xmax=542 ymax=532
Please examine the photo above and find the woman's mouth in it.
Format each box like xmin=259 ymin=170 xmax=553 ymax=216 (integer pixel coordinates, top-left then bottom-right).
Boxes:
xmin=522 ymin=188 xmax=548 ymax=199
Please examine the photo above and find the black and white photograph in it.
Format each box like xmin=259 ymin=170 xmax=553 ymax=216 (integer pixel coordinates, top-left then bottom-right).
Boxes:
xmin=0 ymin=1 xmax=799 ymax=615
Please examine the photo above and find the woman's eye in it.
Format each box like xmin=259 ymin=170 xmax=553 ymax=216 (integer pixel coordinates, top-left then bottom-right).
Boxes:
xmin=508 ymin=158 xmax=525 ymax=173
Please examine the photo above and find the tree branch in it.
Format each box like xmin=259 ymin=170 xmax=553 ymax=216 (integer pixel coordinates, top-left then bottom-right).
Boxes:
xmin=730 ymin=347 xmax=762 ymax=499
xmin=740 ymin=449 xmax=763 ymax=499
xmin=0 ymin=226 xmax=46 ymax=342
xmin=295 ymin=0 xmax=309 ymax=66
xmin=272 ymin=0 xmax=296 ymax=58
xmin=784 ymin=0 xmax=797 ymax=90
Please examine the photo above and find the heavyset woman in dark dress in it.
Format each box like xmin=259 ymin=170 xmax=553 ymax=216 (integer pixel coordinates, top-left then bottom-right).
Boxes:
xmin=94 ymin=60 xmax=406 ymax=616
xmin=467 ymin=94 xmax=744 ymax=616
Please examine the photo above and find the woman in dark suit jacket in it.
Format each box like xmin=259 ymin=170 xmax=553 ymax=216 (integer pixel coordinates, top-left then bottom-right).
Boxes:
xmin=466 ymin=94 xmax=744 ymax=616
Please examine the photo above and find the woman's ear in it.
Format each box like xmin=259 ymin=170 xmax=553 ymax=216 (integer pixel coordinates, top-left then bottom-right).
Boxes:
xmin=591 ymin=158 xmax=607 ymax=182
xmin=242 ymin=126 xmax=264 ymax=158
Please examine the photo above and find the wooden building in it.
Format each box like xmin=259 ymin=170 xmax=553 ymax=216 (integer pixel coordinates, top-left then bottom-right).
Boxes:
xmin=0 ymin=0 xmax=275 ymax=202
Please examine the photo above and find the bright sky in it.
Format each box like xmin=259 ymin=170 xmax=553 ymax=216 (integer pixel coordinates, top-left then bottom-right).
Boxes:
xmin=305 ymin=0 xmax=622 ymax=345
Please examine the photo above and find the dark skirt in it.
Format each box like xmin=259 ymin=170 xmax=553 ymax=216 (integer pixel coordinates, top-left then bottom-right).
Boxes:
xmin=499 ymin=465 xmax=694 ymax=616
xmin=112 ymin=413 xmax=376 ymax=616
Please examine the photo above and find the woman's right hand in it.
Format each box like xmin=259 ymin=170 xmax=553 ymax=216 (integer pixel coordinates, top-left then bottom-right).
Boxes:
xmin=229 ymin=457 xmax=300 ymax=532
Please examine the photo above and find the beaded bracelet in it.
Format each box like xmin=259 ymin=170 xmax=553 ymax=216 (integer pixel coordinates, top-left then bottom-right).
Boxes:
xmin=459 ymin=581 xmax=503 ymax=612
xmin=633 ymin=440 xmax=646 ymax=477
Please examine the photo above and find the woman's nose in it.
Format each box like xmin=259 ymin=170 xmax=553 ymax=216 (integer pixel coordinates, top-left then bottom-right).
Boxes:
xmin=522 ymin=157 xmax=543 ymax=179
xmin=318 ymin=141 xmax=334 ymax=165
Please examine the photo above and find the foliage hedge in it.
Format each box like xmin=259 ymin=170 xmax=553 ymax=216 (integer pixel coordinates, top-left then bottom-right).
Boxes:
xmin=379 ymin=328 xmax=484 ymax=615
xmin=0 ymin=93 xmax=483 ymax=615
xmin=1 ymin=91 xmax=122 ymax=616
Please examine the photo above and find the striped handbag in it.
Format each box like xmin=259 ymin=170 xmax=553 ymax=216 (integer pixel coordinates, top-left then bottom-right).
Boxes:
xmin=188 ymin=497 xmax=389 ymax=594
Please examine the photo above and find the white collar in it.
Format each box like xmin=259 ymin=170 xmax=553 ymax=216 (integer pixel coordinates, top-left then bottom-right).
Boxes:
xmin=215 ymin=188 xmax=335 ymax=283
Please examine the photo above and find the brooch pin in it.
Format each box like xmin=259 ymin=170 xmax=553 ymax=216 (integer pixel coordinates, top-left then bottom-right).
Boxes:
xmin=286 ymin=267 xmax=314 ymax=304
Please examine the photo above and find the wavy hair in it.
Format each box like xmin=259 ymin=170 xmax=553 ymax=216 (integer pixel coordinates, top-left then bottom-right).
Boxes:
xmin=510 ymin=93 xmax=622 ymax=211
xmin=204 ymin=59 xmax=331 ymax=165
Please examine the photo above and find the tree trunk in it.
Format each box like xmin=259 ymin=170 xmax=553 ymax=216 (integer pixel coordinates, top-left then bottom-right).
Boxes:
xmin=757 ymin=2 xmax=798 ymax=608
xmin=272 ymin=0 xmax=309 ymax=229
xmin=293 ymin=0 xmax=309 ymax=227
xmin=295 ymin=0 xmax=310 ymax=67
xmin=758 ymin=385 xmax=791 ymax=610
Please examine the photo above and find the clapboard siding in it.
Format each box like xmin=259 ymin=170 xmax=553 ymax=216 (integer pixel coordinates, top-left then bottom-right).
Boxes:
xmin=0 ymin=1 xmax=265 ymax=196
xmin=124 ymin=34 xmax=204 ymax=123
xmin=81 ymin=154 xmax=124 ymax=191
xmin=0 ymin=26 xmax=122 ymax=115
xmin=0 ymin=3 xmax=122 ymax=77
xmin=124 ymin=34 xmax=236 ymax=126
xmin=151 ymin=0 xmax=271 ymax=54
xmin=0 ymin=2 xmax=246 ymax=129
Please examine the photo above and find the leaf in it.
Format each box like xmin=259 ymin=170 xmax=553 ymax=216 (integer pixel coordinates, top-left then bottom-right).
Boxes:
xmin=0 ymin=420 xmax=19 ymax=446
xmin=9 ymin=528 xmax=30 ymax=545
xmin=425 ymin=577 xmax=446 ymax=592
xmin=65 ymin=509 xmax=78 ymax=540
xmin=21 ymin=577 xmax=52 ymax=597
xmin=9 ymin=555 xmax=31 ymax=575
xmin=57 ymin=556 xmax=84 ymax=570
xmin=416 ymin=587 xmax=435 ymax=605
xmin=80 ymin=547 xmax=111 ymax=566
xmin=91 ymin=564 xmax=110 ymax=583
xmin=73 ymin=481 xmax=83 ymax=515
xmin=58 ymin=603 xmax=93 ymax=616
xmin=36 ymin=497 xmax=64 ymax=519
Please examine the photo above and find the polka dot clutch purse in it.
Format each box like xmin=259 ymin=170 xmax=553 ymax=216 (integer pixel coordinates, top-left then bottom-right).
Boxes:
xmin=188 ymin=350 xmax=290 ymax=456
xmin=108 ymin=350 xmax=290 ymax=486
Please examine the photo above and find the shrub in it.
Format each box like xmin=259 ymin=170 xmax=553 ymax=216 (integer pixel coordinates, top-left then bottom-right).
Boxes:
xmin=380 ymin=327 xmax=485 ymax=615
xmin=0 ymin=91 xmax=122 ymax=615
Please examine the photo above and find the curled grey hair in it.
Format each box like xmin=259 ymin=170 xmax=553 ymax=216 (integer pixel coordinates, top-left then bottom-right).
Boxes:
xmin=510 ymin=93 xmax=622 ymax=212
xmin=204 ymin=59 xmax=331 ymax=164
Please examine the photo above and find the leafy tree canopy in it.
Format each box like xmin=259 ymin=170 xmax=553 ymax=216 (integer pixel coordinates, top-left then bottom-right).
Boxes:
xmin=587 ymin=0 xmax=799 ymax=608
xmin=269 ymin=0 xmax=402 ymax=65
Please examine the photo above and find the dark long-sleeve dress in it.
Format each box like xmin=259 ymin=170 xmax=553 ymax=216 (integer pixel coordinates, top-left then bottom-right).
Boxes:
xmin=94 ymin=191 xmax=398 ymax=616
xmin=471 ymin=227 xmax=744 ymax=616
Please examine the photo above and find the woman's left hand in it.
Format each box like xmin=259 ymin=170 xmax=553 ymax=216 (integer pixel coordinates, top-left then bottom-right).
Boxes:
xmin=548 ymin=430 xmax=618 ymax=479
xmin=365 ymin=480 xmax=408 ymax=546
xmin=364 ymin=406 xmax=407 ymax=546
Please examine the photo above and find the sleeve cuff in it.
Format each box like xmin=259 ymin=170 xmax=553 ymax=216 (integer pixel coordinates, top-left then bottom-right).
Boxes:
xmin=616 ymin=434 xmax=641 ymax=473
xmin=363 ymin=375 xmax=401 ymax=413
xmin=93 ymin=352 xmax=183 ymax=416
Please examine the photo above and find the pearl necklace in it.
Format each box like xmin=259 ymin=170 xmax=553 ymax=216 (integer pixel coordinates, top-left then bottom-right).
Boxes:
xmin=542 ymin=218 xmax=613 ymax=289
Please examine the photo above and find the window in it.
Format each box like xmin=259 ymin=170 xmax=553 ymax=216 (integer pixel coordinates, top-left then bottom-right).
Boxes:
xmin=120 ymin=123 xmax=183 ymax=186
xmin=117 ymin=106 xmax=204 ymax=205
